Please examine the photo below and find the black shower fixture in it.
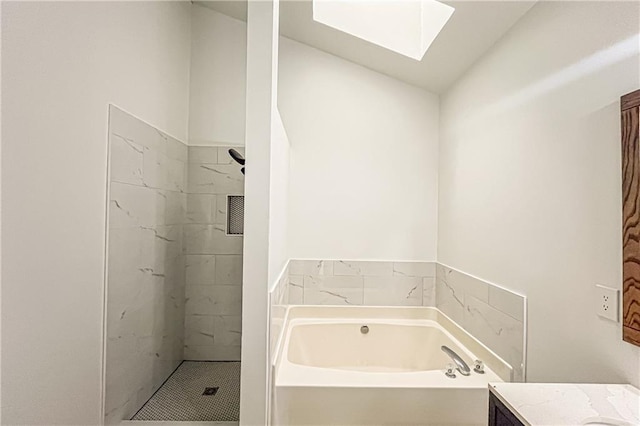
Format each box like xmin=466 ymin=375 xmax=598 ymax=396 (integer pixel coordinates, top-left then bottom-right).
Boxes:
xmin=228 ymin=148 xmax=245 ymax=175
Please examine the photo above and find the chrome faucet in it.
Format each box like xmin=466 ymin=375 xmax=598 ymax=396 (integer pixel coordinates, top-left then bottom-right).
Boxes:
xmin=441 ymin=345 xmax=471 ymax=376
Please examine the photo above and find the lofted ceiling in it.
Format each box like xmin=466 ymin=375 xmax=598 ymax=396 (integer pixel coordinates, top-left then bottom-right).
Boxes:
xmin=196 ymin=0 xmax=536 ymax=94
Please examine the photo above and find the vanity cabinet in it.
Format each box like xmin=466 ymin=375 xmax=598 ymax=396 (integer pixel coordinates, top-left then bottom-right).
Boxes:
xmin=622 ymin=89 xmax=640 ymax=347
xmin=488 ymin=391 xmax=524 ymax=426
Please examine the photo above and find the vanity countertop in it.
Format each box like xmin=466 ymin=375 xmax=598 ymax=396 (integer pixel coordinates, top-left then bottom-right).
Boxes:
xmin=489 ymin=382 xmax=640 ymax=425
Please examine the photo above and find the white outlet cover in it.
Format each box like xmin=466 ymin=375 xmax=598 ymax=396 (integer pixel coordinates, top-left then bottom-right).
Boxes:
xmin=595 ymin=284 xmax=619 ymax=322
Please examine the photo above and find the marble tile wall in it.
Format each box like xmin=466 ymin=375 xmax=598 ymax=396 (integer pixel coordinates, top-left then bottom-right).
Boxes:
xmin=184 ymin=146 xmax=245 ymax=361
xmin=287 ymin=260 xmax=436 ymax=306
xmin=436 ymin=264 xmax=526 ymax=382
xmin=105 ymin=106 xmax=187 ymax=424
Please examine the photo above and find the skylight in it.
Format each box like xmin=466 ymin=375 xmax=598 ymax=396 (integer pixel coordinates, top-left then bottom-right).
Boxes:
xmin=312 ymin=0 xmax=455 ymax=61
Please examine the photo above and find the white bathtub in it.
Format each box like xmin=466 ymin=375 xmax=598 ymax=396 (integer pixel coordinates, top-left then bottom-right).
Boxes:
xmin=272 ymin=306 xmax=512 ymax=426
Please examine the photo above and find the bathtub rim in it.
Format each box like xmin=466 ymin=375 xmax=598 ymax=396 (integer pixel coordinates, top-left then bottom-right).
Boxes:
xmin=272 ymin=305 xmax=514 ymax=383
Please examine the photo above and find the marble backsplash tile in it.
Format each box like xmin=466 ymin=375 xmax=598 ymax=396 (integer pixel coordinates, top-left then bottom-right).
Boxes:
xmin=289 ymin=259 xmax=334 ymax=276
xmin=363 ymin=276 xmax=423 ymax=306
xmin=436 ymin=263 xmax=526 ymax=382
xmin=334 ymin=260 xmax=393 ymax=276
xmin=280 ymin=259 xmax=527 ymax=382
xmin=423 ymin=276 xmax=436 ymax=306
xmin=303 ymin=275 xmax=364 ymax=305
xmin=288 ymin=260 xmax=437 ymax=307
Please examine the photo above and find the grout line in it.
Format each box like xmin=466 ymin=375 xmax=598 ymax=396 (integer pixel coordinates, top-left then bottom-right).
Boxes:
xmin=129 ymin=360 xmax=186 ymax=420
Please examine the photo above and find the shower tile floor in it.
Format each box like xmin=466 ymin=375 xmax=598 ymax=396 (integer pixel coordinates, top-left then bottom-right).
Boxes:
xmin=131 ymin=361 xmax=240 ymax=422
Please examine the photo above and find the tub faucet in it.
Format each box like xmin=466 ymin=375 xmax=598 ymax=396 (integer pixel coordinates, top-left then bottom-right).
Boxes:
xmin=441 ymin=346 xmax=471 ymax=376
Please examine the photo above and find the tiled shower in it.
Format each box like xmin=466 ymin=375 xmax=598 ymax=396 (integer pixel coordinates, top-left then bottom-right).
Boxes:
xmin=104 ymin=106 xmax=244 ymax=423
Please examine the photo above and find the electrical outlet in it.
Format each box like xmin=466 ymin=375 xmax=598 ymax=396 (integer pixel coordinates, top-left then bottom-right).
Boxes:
xmin=596 ymin=284 xmax=619 ymax=322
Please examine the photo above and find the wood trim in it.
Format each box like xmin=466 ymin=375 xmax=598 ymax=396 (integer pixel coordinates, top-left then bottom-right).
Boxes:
xmin=622 ymin=92 xmax=640 ymax=346
xmin=622 ymin=89 xmax=640 ymax=111
xmin=623 ymin=325 xmax=640 ymax=346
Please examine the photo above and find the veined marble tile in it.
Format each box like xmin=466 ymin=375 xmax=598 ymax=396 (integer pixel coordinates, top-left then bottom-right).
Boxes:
xmin=110 ymin=132 xmax=144 ymax=186
xmin=439 ymin=265 xmax=489 ymax=303
xmin=162 ymin=190 xmax=186 ymax=226
xmin=183 ymin=224 xmax=243 ymax=254
xmin=211 ymin=345 xmax=241 ymax=361
xmin=436 ymin=266 xmax=465 ymax=324
xmin=163 ymin=254 xmax=186 ymax=289
xmin=139 ymin=225 xmax=183 ymax=277
xmin=289 ymin=259 xmax=334 ymax=276
xmin=363 ymin=276 xmax=422 ymax=306
xmin=110 ymin=187 xmax=184 ymax=229
xmin=423 ymin=276 xmax=436 ymax=307
xmin=488 ymin=285 xmax=525 ymax=322
xmin=137 ymin=287 xmax=166 ymax=339
xmin=166 ymin=136 xmax=188 ymax=163
xmin=185 ymin=285 xmax=215 ymax=316
xmin=288 ymin=275 xmax=304 ymax=304
xmin=188 ymin=146 xmax=218 ymax=164
xmin=107 ymin=285 xmax=159 ymax=341
xmin=187 ymin=163 xmax=244 ymax=194
xmin=216 ymin=147 xmax=233 ymax=165
xmin=215 ymin=194 xmax=228 ymax=225
xmin=212 ymin=285 xmax=243 ymax=315
xmin=304 ymin=275 xmax=363 ymax=305
xmin=182 ymin=146 xmax=246 ymax=363
xmin=217 ymin=147 xmax=244 ymax=165
xmin=184 ymin=345 xmax=216 ymax=361
xmin=393 ymin=261 xmax=436 ymax=278
xmin=185 ymin=255 xmax=215 ymax=286
xmin=107 ymin=227 xmax=146 ymax=307
xmin=166 ymin=157 xmax=186 ymax=193
xmin=334 ymin=260 xmax=393 ymax=276
xmin=184 ymin=315 xmax=215 ymax=346
xmin=213 ymin=315 xmax=242 ymax=346
xmin=186 ymin=193 xmax=216 ymax=223
xmin=109 ymin=105 xmax=172 ymax=155
xmin=143 ymin=148 xmax=186 ymax=192
xmin=463 ymin=295 xmax=525 ymax=382
xmin=106 ymin=290 xmax=183 ymax=411
xmin=215 ymin=255 xmax=243 ymax=285
xmin=105 ymin=360 xmax=144 ymax=424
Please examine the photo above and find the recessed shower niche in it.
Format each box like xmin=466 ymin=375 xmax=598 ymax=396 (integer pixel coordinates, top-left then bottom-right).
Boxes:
xmin=104 ymin=106 xmax=245 ymax=423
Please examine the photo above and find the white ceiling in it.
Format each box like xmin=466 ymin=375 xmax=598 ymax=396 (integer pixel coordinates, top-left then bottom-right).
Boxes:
xmin=196 ymin=0 xmax=536 ymax=94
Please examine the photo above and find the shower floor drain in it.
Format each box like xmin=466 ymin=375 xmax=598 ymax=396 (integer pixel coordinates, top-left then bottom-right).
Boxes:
xmin=203 ymin=387 xmax=219 ymax=396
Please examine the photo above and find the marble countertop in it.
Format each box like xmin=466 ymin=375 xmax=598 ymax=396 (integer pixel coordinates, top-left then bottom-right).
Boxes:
xmin=489 ymin=383 xmax=640 ymax=426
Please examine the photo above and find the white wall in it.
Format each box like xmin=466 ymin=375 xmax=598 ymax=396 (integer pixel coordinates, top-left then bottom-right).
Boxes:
xmin=269 ymin=111 xmax=291 ymax=285
xmin=278 ymin=37 xmax=440 ymax=261
xmin=188 ymin=7 xmax=439 ymax=262
xmin=1 ymin=2 xmax=191 ymax=424
xmin=241 ymin=0 xmax=282 ymax=424
xmin=439 ymin=1 xmax=640 ymax=386
xmin=0 ymin=3 xmax=4 ymax=423
xmin=189 ymin=3 xmax=246 ymax=146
